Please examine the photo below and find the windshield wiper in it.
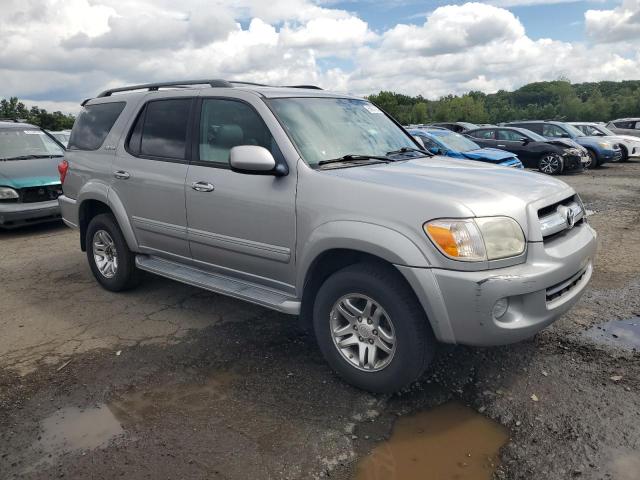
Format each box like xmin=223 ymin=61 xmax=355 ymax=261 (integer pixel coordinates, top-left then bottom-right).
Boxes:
xmin=0 ymin=154 xmax=64 ymax=161
xmin=317 ymin=154 xmax=392 ymax=167
xmin=386 ymin=147 xmax=432 ymax=157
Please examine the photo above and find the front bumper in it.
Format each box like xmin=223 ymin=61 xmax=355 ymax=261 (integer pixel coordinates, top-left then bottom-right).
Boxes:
xmin=0 ymin=200 xmax=61 ymax=228
xmin=563 ymin=154 xmax=586 ymax=170
xmin=398 ymin=222 xmax=597 ymax=346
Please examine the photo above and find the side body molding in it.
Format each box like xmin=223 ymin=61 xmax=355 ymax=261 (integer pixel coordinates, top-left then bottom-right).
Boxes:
xmin=297 ymin=220 xmax=432 ymax=292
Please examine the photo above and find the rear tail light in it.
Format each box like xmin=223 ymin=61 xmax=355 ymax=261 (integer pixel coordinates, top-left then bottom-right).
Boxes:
xmin=58 ymin=159 xmax=69 ymax=184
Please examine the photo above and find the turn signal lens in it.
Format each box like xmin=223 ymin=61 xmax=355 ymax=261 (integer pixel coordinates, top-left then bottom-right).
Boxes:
xmin=424 ymin=217 xmax=526 ymax=262
xmin=424 ymin=219 xmax=486 ymax=261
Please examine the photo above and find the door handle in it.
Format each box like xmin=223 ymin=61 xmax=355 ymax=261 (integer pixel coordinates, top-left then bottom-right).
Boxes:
xmin=114 ymin=170 xmax=130 ymax=179
xmin=191 ymin=181 xmax=215 ymax=192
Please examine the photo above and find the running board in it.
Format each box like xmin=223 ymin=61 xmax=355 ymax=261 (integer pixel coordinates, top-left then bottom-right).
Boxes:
xmin=135 ymin=255 xmax=300 ymax=315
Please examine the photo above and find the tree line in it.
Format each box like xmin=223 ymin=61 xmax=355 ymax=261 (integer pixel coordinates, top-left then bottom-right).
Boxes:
xmin=367 ymin=80 xmax=640 ymax=126
xmin=2 ymin=79 xmax=639 ymax=131
xmin=0 ymin=97 xmax=75 ymax=131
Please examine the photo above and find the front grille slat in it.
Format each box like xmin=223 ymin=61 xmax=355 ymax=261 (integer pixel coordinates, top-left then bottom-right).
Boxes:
xmin=18 ymin=184 xmax=63 ymax=203
xmin=537 ymin=194 xmax=585 ymax=241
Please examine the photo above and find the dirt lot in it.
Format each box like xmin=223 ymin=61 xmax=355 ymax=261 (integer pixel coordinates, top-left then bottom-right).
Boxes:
xmin=1 ymin=161 xmax=639 ymax=480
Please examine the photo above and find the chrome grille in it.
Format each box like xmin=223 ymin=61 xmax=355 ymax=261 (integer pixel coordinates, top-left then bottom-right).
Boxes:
xmin=538 ymin=195 xmax=585 ymax=240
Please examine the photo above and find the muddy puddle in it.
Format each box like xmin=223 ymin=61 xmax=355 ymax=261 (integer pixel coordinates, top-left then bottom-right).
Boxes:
xmin=25 ymin=404 xmax=124 ymax=472
xmin=355 ymin=402 xmax=509 ymax=480
xmin=583 ymin=317 xmax=640 ymax=351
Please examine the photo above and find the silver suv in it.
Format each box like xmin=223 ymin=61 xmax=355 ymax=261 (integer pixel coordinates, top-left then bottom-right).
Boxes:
xmin=58 ymin=79 xmax=597 ymax=392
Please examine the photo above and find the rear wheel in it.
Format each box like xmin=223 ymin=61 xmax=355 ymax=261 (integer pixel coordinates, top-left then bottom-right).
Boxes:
xmin=538 ymin=153 xmax=564 ymax=175
xmin=86 ymin=213 xmax=141 ymax=292
xmin=313 ymin=262 xmax=435 ymax=393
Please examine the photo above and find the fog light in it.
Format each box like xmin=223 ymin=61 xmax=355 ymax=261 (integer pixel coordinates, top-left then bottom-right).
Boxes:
xmin=493 ymin=298 xmax=509 ymax=319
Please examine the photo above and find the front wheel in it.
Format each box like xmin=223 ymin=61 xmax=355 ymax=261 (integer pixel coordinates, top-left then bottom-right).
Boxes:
xmin=538 ymin=153 xmax=564 ymax=175
xmin=585 ymin=150 xmax=598 ymax=169
xmin=313 ymin=262 xmax=435 ymax=393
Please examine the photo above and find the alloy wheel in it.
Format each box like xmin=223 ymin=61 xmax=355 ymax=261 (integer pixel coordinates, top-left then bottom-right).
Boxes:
xmin=329 ymin=294 xmax=396 ymax=372
xmin=540 ymin=154 xmax=562 ymax=174
xmin=92 ymin=230 xmax=118 ymax=278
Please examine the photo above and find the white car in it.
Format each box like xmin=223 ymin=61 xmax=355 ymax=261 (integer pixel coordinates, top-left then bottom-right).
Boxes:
xmin=570 ymin=122 xmax=640 ymax=161
xmin=606 ymin=118 xmax=640 ymax=139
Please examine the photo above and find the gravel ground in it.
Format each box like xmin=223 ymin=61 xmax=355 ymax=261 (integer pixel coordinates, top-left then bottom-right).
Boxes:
xmin=1 ymin=161 xmax=639 ymax=479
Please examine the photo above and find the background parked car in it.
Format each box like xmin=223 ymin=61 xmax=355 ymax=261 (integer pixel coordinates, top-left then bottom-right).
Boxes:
xmin=428 ymin=121 xmax=479 ymax=133
xmin=606 ymin=118 xmax=640 ymax=138
xmin=0 ymin=120 xmax=64 ymax=228
xmin=570 ymin=122 xmax=640 ymax=161
xmin=504 ymin=120 xmax=621 ymax=168
xmin=408 ymin=127 xmax=523 ymax=169
xmin=48 ymin=130 xmax=71 ymax=148
xmin=466 ymin=126 xmax=587 ymax=175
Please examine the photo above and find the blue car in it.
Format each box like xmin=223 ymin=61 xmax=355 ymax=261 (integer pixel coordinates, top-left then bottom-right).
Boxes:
xmin=504 ymin=121 xmax=622 ymax=168
xmin=407 ymin=127 xmax=523 ymax=169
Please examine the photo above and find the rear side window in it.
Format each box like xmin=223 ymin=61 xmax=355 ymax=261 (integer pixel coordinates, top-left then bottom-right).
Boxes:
xmin=613 ymin=121 xmax=634 ymax=129
xmin=473 ymin=129 xmax=495 ymax=139
xmin=69 ymin=102 xmax=125 ymax=150
xmin=127 ymin=99 xmax=192 ymax=160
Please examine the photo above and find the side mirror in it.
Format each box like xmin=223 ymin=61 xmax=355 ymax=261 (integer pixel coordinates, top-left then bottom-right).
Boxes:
xmin=230 ymin=145 xmax=284 ymax=176
xmin=429 ymin=147 xmax=441 ymax=155
xmin=521 ymin=138 xmax=530 ymax=145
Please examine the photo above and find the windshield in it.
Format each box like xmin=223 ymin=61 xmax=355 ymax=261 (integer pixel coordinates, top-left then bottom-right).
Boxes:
xmin=518 ymin=129 xmax=547 ymax=142
xmin=0 ymin=129 xmax=64 ymax=159
xmin=592 ymin=125 xmax=615 ymax=136
xmin=562 ymin=123 xmax=587 ymax=137
xmin=268 ymin=97 xmax=416 ymax=166
xmin=432 ymin=131 xmax=480 ymax=152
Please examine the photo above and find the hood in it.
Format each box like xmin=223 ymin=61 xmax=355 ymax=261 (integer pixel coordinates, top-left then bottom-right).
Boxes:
xmin=458 ymin=148 xmax=516 ymax=162
xmin=326 ymin=156 xmax=572 ymax=218
xmin=599 ymin=135 xmax=640 ymax=145
xmin=545 ymin=138 xmax=578 ymax=149
xmin=0 ymin=157 xmax=61 ymax=189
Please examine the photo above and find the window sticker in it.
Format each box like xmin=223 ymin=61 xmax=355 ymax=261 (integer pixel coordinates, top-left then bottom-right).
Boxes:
xmin=363 ymin=104 xmax=383 ymax=114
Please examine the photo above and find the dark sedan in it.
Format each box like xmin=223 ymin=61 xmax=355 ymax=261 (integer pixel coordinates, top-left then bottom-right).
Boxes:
xmin=466 ymin=126 xmax=588 ymax=175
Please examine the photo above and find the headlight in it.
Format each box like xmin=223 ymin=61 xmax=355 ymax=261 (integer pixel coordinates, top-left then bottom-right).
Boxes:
xmin=598 ymin=142 xmax=611 ymax=148
xmin=0 ymin=187 xmax=19 ymax=200
xmin=424 ymin=217 xmax=525 ymax=262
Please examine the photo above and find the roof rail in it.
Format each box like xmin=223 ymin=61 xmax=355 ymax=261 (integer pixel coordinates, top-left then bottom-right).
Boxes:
xmin=284 ymin=85 xmax=323 ymax=90
xmin=96 ymin=79 xmax=233 ymax=98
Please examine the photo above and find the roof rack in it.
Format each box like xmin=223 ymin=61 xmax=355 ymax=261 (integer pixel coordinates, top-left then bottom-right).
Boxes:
xmin=283 ymin=85 xmax=323 ymax=90
xmin=96 ymin=79 xmax=233 ymax=98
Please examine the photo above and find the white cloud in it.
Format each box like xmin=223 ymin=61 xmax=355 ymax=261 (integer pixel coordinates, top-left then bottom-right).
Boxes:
xmin=585 ymin=0 xmax=640 ymax=43
xmin=0 ymin=0 xmax=639 ymax=114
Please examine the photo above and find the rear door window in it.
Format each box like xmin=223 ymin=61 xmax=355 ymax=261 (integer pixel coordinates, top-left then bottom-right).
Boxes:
xmin=542 ymin=124 xmax=566 ymax=138
xmin=139 ymin=99 xmax=191 ymax=159
xmin=473 ymin=129 xmax=496 ymax=139
xmin=68 ymin=102 xmax=125 ymax=150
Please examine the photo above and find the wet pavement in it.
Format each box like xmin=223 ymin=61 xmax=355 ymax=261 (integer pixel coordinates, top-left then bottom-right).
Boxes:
xmin=1 ymin=161 xmax=640 ymax=479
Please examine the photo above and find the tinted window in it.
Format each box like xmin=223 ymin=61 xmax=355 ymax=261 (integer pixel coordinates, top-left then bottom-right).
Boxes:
xmin=199 ymin=99 xmax=276 ymax=166
xmin=473 ymin=129 xmax=495 ymax=139
xmin=614 ymin=121 xmax=634 ymax=129
xmin=542 ymin=124 xmax=567 ymax=138
xmin=137 ymin=99 xmax=191 ymax=159
xmin=69 ymin=102 xmax=125 ymax=150
xmin=498 ymin=129 xmax=526 ymax=141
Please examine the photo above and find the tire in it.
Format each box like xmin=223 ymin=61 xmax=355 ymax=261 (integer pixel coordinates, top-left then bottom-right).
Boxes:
xmin=585 ymin=149 xmax=598 ymax=169
xmin=538 ymin=153 xmax=564 ymax=175
xmin=86 ymin=213 xmax=141 ymax=292
xmin=312 ymin=262 xmax=435 ymax=393
xmin=619 ymin=146 xmax=629 ymax=162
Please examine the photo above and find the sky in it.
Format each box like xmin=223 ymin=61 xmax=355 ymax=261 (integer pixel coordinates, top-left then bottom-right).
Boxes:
xmin=1 ymin=0 xmax=639 ymax=113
